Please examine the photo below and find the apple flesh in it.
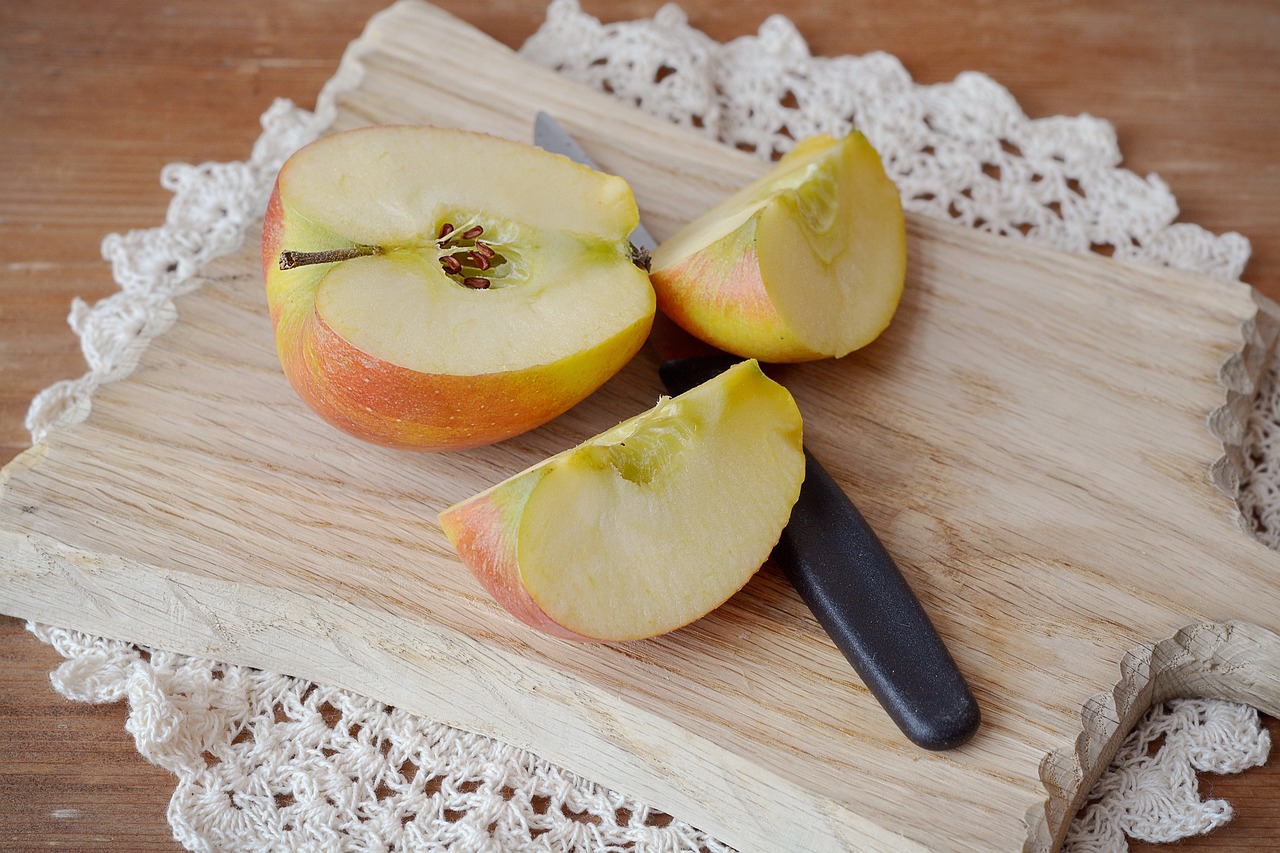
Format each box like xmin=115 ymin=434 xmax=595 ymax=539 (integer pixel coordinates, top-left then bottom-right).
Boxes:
xmin=263 ymin=125 xmax=655 ymax=450
xmin=649 ymin=131 xmax=906 ymax=363
xmin=439 ymin=360 xmax=805 ymax=641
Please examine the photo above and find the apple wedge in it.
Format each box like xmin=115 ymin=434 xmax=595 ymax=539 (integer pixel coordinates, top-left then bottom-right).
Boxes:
xmin=439 ymin=360 xmax=805 ymax=641
xmin=650 ymin=131 xmax=906 ymax=363
xmin=263 ymin=125 xmax=655 ymax=450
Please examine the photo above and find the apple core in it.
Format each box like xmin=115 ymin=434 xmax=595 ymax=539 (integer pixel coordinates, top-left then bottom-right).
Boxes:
xmin=262 ymin=125 xmax=656 ymax=449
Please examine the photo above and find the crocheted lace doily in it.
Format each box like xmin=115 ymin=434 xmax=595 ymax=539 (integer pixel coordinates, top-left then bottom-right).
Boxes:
xmin=23 ymin=2 xmax=1272 ymax=850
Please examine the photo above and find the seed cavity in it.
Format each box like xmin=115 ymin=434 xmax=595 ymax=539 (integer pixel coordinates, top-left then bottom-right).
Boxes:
xmin=583 ymin=401 xmax=696 ymax=485
xmin=436 ymin=221 xmax=510 ymax=289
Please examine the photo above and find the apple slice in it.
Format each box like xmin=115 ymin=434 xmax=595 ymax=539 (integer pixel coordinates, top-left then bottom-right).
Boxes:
xmin=263 ymin=125 xmax=655 ymax=450
xmin=649 ymin=131 xmax=906 ymax=363
xmin=439 ymin=360 xmax=805 ymax=641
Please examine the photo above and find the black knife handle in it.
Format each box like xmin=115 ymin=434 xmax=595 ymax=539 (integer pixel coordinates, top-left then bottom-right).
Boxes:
xmin=775 ymin=451 xmax=981 ymax=750
xmin=659 ymin=355 xmax=981 ymax=750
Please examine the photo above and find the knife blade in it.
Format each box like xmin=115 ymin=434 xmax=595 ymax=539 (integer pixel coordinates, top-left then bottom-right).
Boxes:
xmin=533 ymin=112 xmax=980 ymax=750
xmin=534 ymin=111 xmax=658 ymax=268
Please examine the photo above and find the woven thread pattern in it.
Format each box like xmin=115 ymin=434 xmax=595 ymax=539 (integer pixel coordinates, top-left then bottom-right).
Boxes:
xmin=25 ymin=2 xmax=1270 ymax=850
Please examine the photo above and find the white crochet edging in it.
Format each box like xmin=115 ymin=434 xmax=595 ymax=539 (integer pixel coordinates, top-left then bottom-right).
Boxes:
xmin=1065 ymin=699 xmax=1271 ymax=851
xmin=521 ymin=0 xmax=1250 ymax=279
xmin=25 ymin=99 xmax=325 ymax=445
xmin=23 ymin=2 xmax=1270 ymax=851
xmin=30 ymin=622 xmax=731 ymax=853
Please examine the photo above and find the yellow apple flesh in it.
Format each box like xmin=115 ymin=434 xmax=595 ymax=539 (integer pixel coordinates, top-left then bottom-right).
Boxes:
xmin=263 ymin=125 xmax=655 ymax=450
xmin=650 ymin=132 xmax=906 ymax=363
xmin=438 ymin=360 xmax=805 ymax=641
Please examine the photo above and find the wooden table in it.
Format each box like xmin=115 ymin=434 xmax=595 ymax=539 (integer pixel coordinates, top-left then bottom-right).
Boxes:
xmin=1 ymin=1 xmax=1277 ymax=849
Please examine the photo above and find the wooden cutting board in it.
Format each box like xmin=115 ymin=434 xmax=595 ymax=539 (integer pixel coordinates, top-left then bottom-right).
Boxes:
xmin=3 ymin=2 xmax=1279 ymax=850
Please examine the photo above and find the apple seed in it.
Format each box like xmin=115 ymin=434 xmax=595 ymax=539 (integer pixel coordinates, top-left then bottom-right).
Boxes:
xmin=434 ymin=221 xmax=511 ymax=289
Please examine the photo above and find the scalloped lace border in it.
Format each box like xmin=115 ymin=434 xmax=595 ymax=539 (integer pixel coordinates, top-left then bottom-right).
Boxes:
xmin=22 ymin=2 xmax=1272 ymax=851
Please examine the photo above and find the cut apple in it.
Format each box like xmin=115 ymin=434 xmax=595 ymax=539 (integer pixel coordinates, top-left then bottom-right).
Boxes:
xmin=650 ymin=131 xmax=906 ymax=363
xmin=439 ymin=360 xmax=805 ymax=641
xmin=263 ymin=125 xmax=655 ymax=450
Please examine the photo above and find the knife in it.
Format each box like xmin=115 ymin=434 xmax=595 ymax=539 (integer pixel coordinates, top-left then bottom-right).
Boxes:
xmin=533 ymin=112 xmax=980 ymax=750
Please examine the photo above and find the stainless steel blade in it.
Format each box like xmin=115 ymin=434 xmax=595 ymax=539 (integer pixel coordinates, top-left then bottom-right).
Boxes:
xmin=533 ymin=111 xmax=657 ymax=254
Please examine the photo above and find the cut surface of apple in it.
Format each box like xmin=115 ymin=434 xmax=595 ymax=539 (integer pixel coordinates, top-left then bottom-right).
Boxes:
xmin=263 ymin=125 xmax=655 ymax=450
xmin=650 ymin=131 xmax=906 ymax=363
xmin=439 ymin=360 xmax=805 ymax=642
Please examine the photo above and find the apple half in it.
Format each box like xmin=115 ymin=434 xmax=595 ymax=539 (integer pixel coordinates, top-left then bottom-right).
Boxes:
xmin=439 ymin=360 xmax=805 ymax=641
xmin=263 ymin=125 xmax=656 ymax=450
xmin=649 ymin=131 xmax=906 ymax=363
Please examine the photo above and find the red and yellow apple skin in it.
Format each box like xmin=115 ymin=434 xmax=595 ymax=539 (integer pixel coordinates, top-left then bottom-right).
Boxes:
xmin=275 ymin=307 xmax=652 ymax=452
xmin=439 ymin=470 xmax=588 ymax=641
xmin=650 ymin=131 xmax=907 ymax=364
xmin=265 ymin=183 xmax=651 ymax=449
xmin=262 ymin=125 xmax=655 ymax=451
xmin=439 ymin=360 xmax=806 ymax=642
xmin=651 ymin=225 xmax=796 ymax=360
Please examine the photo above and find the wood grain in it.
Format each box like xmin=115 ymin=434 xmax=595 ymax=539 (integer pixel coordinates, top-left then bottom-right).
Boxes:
xmin=0 ymin=619 xmax=182 ymax=852
xmin=2 ymin=1 xmax=1277 ymax=851
xmin=2 ymin=4 xmax=1279 ymax=851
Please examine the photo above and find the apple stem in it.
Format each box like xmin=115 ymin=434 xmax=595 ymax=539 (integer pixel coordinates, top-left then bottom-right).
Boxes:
xmin=278 ymin=245 xmax=383 ymax=270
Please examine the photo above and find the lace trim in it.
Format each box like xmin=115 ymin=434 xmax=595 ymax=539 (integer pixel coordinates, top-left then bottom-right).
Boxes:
xmin=521 ymin=0 xmax=1249 ymax=278
xmin=23 ymin=2 xmax=1270 ymax=850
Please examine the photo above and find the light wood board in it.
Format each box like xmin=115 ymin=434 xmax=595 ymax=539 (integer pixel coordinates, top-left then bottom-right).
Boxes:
xmin=2 ymin=2 xmax=1279 ymax=850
